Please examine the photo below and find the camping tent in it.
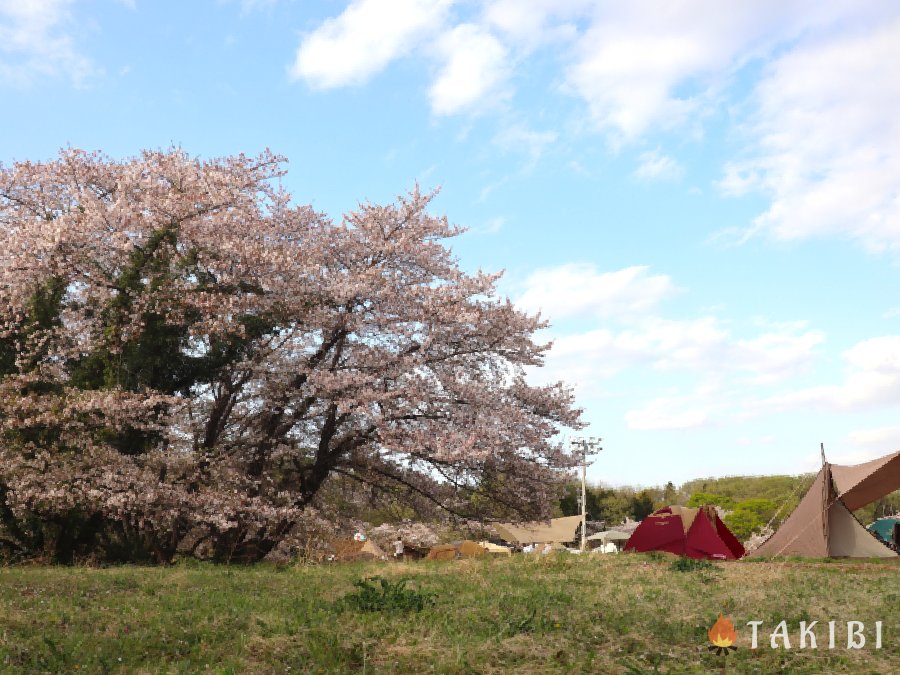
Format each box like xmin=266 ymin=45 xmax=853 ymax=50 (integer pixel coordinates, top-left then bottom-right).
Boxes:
xmin=831 ymin=450 xmax=900 ymax=511
xmin=478 ymin=541 xmax=512 ymax=555
xmin=749 ymin=450 xmax=899 ymax=558
xmin=586 ymin=530 xmax=631 ymax=544
xmin=493 ymin=516 xmax=582 ymax=546
xmin=867 ymin=517 xmax=900 ymax=545
xmin=586 ymin=530 xmax=630 ymax=552
xmin=330 ymin=538 xmax=388 ymax=561
xmin=426 ymin=540 xmax=487 ymax=560
xmin=624 ymin=505 xmax=745 ymax=560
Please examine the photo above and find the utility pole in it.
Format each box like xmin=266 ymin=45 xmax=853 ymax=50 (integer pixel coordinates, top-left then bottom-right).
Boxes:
xmin=570 ymin=436 xmax=602 ymax=551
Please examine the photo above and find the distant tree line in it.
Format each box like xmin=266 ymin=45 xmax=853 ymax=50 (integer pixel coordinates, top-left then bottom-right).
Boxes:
xmin=557 ymin=474 xmax=900 ymax=542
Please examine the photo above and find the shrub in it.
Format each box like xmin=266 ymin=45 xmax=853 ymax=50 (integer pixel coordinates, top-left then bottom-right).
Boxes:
xmin=341 ymin=576 xmax=435 ymax=613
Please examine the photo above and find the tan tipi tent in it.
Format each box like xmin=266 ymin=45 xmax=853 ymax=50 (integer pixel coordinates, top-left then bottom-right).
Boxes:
xmin=750 ymin=449 xmax=899 ymax=558
xmin=831 ymin=450 xmax=900 ymax=510
xmin=330 ymin=537 xmax=388 ymax=561
xmin=493 ymin=516 xmax=582 ymax=546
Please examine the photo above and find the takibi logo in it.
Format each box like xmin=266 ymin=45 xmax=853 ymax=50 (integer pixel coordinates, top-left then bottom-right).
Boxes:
xmin=705 ymin=613 xmax=885 ymax=653
xmin=708 ymin=614 xmax=738 ymax=656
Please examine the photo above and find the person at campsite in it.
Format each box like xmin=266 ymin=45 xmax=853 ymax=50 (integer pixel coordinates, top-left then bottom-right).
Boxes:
xmin=393 ymin=537 xmax=404 ymax=559
xmin=541 ymin=543 xmax=552 ymax=555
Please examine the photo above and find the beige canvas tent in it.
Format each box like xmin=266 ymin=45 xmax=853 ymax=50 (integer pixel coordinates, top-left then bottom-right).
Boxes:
xmin=426 ymin=540 xmax=487 ymax=560
xmin=478 ymin=541 xmax=512 ymax=555
xmin=330 ymin=538 xmax=388 ymax=561
xmin=586 ymin=530 xmax=631 ymax=543
xmin=750 ymin=449 xmax=899 ymax=558
xmin=493 ymin=516 xmax=582 ymax=546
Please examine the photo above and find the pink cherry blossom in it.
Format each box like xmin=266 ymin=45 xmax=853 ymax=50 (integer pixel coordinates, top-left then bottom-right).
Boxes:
xmin=0 ymin=148 xmax=582 ymax=563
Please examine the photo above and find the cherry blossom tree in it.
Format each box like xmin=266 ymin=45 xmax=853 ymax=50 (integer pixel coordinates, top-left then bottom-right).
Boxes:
xmin=0 ymin=148 xmax=581 ymax=563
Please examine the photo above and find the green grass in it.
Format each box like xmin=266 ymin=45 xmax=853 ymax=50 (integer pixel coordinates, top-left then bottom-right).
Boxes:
xmin=0 ymin=554 xmax=897 ymax=673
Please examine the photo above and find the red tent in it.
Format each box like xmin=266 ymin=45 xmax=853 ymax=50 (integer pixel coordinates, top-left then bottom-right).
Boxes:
xmin=624 ymin=505 xmax=745 ymax=560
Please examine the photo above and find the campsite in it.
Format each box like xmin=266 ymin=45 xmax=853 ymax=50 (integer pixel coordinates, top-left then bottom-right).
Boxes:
xmin=4 ymin=2 xmax=900 ymax=673
xmin=2 ymin=449 xmax=897 ymax=672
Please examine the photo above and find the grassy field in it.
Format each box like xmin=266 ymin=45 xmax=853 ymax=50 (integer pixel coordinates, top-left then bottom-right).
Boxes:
xmin=0 ymin=554 xmax=897 ymax=674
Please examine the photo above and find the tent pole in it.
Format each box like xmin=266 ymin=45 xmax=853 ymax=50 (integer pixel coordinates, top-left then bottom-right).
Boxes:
xmin=821 ymin=443 xmax=830 ymax=554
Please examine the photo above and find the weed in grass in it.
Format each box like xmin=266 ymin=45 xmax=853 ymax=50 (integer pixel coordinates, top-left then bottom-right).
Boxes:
xmin=341 ymin=576 xmax=435 ymax=613
xmin=621 ymin=652 xmax=665 ymax=674
xmin=500 ymin=608 xmax=539 ymax=637
xmin=669 ymin=557 xmax=714 ymax=573
xmin=668 ymin=556 xmax=724 ymax=584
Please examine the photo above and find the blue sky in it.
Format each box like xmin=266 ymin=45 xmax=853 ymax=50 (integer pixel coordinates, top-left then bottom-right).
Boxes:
xmin=3 ymin=0 xmax=900 ymax=486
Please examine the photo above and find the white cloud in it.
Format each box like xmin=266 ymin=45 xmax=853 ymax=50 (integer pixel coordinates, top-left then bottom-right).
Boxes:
xmin=845 ymin=425 xmax=900 ymax=449
xmin=469 ymin=215 xmax=505 ymax=235
xmin=763 ymin=336 xmax=900 ymax=412
xmin=562 ymin=1 xmax=819 ymax=143
xmin=482 ymin=0 xmax=586 ymax=47
xmin=634 ymin=149 xmax=682 ymax=181
xmin=734 ymin=324 xmax=825 ymax=384
xmin=720 ymin=17 xmax=900 ymax=252
xmin=516 ymin=264 xmax=676 ymax=320
xmin=240 ymin=0 xmax=276 ymax=12
xmin=614 ymin=317 xmax=728 ymax=371
xmin=429 ymin=23 xmax=510 ymax=115
xmin=545 ymin=316 xmax=823 ymax=385
xmin=518 ymin=264 xmax=824 ymax=398
xmin=288 ymin=2 xmax=900 ymax=254
xmin=493 ymin=122 xmax=557 ymax=167
xmin=844 ymin=336 xmax=900 ymax=372
xmin=625 ymin=397 xmax=709 ymax=431
xmin=0 ymin=0 xmax=92 ymax=85
xmin=290 ymin=0 xmax=452 ymax=89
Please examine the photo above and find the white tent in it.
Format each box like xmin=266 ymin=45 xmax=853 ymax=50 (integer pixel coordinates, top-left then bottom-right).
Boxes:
xmin=586 ymin=530 xmax=631 ymax=544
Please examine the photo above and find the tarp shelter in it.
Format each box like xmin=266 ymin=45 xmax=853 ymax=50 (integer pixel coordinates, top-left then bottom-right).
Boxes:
xmin=868 ymin=517 xmax=900 ymax=545
xmin=831 ymin=450 xmax=900 ymax=510
xmin=493 ymin=516 xmax=582 ymax=546
xmin=586 ymin=530 xmax=630 ymax=552
xmin=624 ymin=505 xmax=745 ymax=560
xmin=750 ymin=450 xmax=899 ymax=558
xmin=426 ymin=540 xmax=487 ymax=560
xmin=330 ymin=538 xmax=388 ymax=561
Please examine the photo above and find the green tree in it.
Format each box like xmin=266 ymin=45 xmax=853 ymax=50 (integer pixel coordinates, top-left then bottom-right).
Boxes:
xmin=630 ymin=490 xmax=656 ymax=520
xmin=722 ymin=508 xmax=762 ymax=541
xmin=686 ymin=492 xmax=736 ymax=509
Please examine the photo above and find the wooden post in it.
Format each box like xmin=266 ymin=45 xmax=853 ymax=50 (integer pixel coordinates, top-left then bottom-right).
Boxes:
xmin=581 ymin=460 xmax=587 ymax=552
xmin=570 ymin=436 xmax=601 ymax=552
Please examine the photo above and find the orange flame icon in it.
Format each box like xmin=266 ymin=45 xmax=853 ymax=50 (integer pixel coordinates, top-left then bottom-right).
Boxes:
xmin=708 ymin=614 xmax=738 ymax=655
